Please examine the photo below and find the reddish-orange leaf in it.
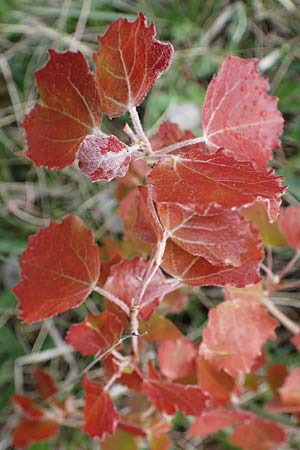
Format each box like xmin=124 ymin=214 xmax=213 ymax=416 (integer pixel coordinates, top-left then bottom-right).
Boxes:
xmin=157 ymin=338 xmax=197 ymax=380
xmin=148 ymin=149 xmax=285 ymax=222
xmin=157 ymin=203 xmax=258 ymax=266
xmin=142 ymin=365 xmax=207 ymax=416
xmin=104 ymin=257 xmax=173 ymax=320
xmin=12 ymin=394 xmax=44 ymax=420
xmin=13 ymin=215 xmax=100 ymax=323
xmin=279 ymin=368 xmax=300 ymax=406
xmin=140 ymin=314 xmax=183 ymax=342
xmin=66 ymin=312 xmax=123 ymax=356
xmin=202 ymin=56 xmax=283 ymax=168
xmin=161 ymin=239 xmax=263 ymax=287
xmin=196 ymin=355 xmax=235 ymax=406
xmin=118 ymin=421 xmax=146 ymax=437
xmin=83 ymin=375 xmax=119 ymax=439
xmin=93 ymin=13 xmax=173 ymax=117
xmin=35 ymin=367 xmax=57 ymax=400
xmin=266 ymin=364 xmax=288 ymax=395
xmin=189 ymin=408 xmax=253 ymax=438
xmin=279 ymin=206 xmax=300 ymax=249
xmin=159 ymin=289 xmax=189 ymax=315
xmin=134 ymin=186 xmax=164 ymax=246
xmin=229 ymin=417 xmax=287 ymax=450
xmin=23 ymin=50 xmax=102 ymax=169
xmin=151 ymin=121 xmax=205 ymax=153
xmin=200 ymin=298 xmax=278 ymax=375
xmin=12 ymin=417 xmax=59 ymax=448
xmin=78 ymin=134 xmax=132 ymax=182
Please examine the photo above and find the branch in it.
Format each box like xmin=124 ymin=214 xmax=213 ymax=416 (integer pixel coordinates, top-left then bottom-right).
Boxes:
xmin=93 ymin=285 xmax=130 ymax=316
xmin=129 ymin=107 xmax=152 ymax=154
xmin=263 ymin=296 xmax=300 ymax=335
xmin=152 ymin=135 xmax=206 ymax=157
xmin=278 ymin=248 xmax=300 ymax=280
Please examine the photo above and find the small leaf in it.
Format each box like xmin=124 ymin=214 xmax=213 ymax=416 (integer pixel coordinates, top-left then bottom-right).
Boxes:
xmin=279 ymin=368 xmax=300 ymax=406
xmin=157 ymin=338 xmax=197 ymax=381
xmin=23 ymin=50 xmax=102 ymax=169
xmin=12 ymin=394 xmax=44 ymax=419
xmin=279 ymin=205 xmax=300 ymax=249
xmin=150 ymin=121 xmax=205 ymax=153
xmin=12 ymin=418 xmax=59 ymax=448
xmin=202 ymin=56 xmax=284 ymax=168
xmin=93 ymin=13 xmax=173 ymax=117
xmin=35 ymin=367 xmax=57 ymax=401
xmin=13 ymin=215 xmax=100 ymax=323
xmin=78 ymin=135 xmax=132 ymax=182
xmin=83 ymin=375 xmax=119 ymax=440
xmin=66 ymin=312 xmax=123 ymax=356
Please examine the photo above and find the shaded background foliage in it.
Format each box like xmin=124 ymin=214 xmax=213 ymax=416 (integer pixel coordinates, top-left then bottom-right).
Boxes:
xmin=0 ymin=0 xmax=300 ymax=449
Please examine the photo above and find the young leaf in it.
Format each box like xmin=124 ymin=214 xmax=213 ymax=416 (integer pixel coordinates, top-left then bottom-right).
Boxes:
xmin=66 ymin=312 xmax=123 ymax=356
xmin=35 ymin=367 xmax=57 ymax=401
xmin=189 ymin=408 xmax=253 ymax=438
xmin=279 ymin=368 xmax=300 ymax=406
xmin=157 ymin=204 xmax=258 ymax=266
xmin=23 ymin=50 xmax=102 ymax=169
xmin=202 ymin=56 xmax=284 ymax=168
xmin=93 ymin=12 xmax=173 ymax=117
xmin=13 ymin=215 xmax=100 ymax=323
xmin=78 ymin=135 xmax=132 ymax=182
xmin=161 ymin=239 xmax=263 ymax=287
xmin=12 ymin=418 xmax=59 ymax=448
xmin=279 ymin=205 xmax=300 ymax=249
xmin=200 ymin=298 xmax=278 ymax=375
xmin=148 ymin=149 xmax=285 ymax=222
xmin=157 ymin=338 xmax=197 ymax=380
xmin=229 ymin=417 xmax=287 ymax=450
xmin=83 ymin=375 xmax=119 ymax=439
xmin=12 ymin=394 xmax=44 ymax=419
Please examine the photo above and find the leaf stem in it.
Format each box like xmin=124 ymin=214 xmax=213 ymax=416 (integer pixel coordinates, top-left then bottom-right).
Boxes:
xmin=153 ymin=135 xmax=206 ymax=157
xmin=278 ymin=248 xmax=300 ymax=280
xmin=93 ymin=285 xmax=130 ymax=316
xmin=129 ymin=107 xmax=152 ymax=154
xmin=263 ymin=296 xmax=300 ymax=335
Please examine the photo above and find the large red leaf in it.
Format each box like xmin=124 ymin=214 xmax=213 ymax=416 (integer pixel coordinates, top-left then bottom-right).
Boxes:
xmin=104 ymin=257 xmax=173 ymax=320
xmin=12 ymin=418 xmax=59 ymax=448
xmin=150 ymin=121 xmax=205 ymax=153
xmin=83 ymin=375 xmax=119 ymax=439
xmin=279 ymin=368 xmax=300 ymax=406
xmin=200 ymin=298 xmax=278 ymax=375
xmin=143 ymin=379 xmax=207 ymax=416
xmin=279 ymin=205 xmax=300 ymax=249
xmin=66 ymin=312 xmax=123 ymax=356
xmin=161 ymin=239 xmax=263 ymax=287
xmin=157 ymin=338 xmax=197 ymax=380
xmin=157 ymin=203 xmax=258 ymax=266
xmin=229 ymin=417 xmax=287 ymax=450
xmin=35 ymin=367 xmax=57 ymax=400
xmin=202 ymin=56 xmax=283 ymax=168
xmin=13 ymin=215 xmax=100 ymax=323
xmin=196 ymin=355 xmax=235 ymax=406
xmin=148 ymin=149 xmax=285 ymax=222
xmin=77 ymin=134 xmax=131 ymax=182
xmin=93 ymin=13 xmax=173 ymax=117
xmin=189 ymin=408 xmax=253 ymax=438
xmin=23 ymin=50 xmax=102 ymax=169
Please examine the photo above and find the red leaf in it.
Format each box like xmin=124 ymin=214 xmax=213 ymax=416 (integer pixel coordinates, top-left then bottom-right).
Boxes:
xmin=151 ymin=121 xmax=205 ymax=153
xmin=104 ymin=257 xmax=173 ymax=320
xmin=118 ymin=421 xmax=147 ymax=437
xmin=83 ymin=375 xmax=119 ymax=439
xmin=157 ymin=338 xmax=197 ymax=380
xmin=148 ymin=149 xmax=285 ymax=222
xmin=196 ymin=355 xmax=235 ymax=406
xmin=141 ymin=314 xmax=183 ymax=342
xmin=161 ymin=239 xmax=263 ymax=287
xmin=13 ymin=215 xmax=100 ymax=323
xmin=35 ymin=367 xmax=57 ymax=400
xmin=93 ymin=12 xmax=173 ymax=117
xmin=202 ymin=56 xmax=283 ymax=168
xmin=266 ymin=364 xmax=288 ymax=394
xmin=189 ymin=408 xmax=253 ymax=438
xmin=66 ymin=312 xmax=123 ymax=356
xmin=279 ymin=206 xmax=300 ymax=249
xmin=23 ymin=50 xmax=102 ymax=169
xmin=12 ymin=418 xmax=59 ymax=448
xmin=12 ymin=394 xmax=44 ymax=419
xmin=78 ymin=134 xmax=131 ymax=182
xmin=157 ymin=203 xmax=259 ymax=266
xmin=134 ymin=186 xmax=164 ymax=246
xmin=279 ymin=368 xmax=300 ymax=406
xmin=230 ymin=417 xmax=287 ymax=450
xmin=200 ymin=298 xmax=278 ymax=375
xmin=142 ymin=365 xmax=207 ymax=416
